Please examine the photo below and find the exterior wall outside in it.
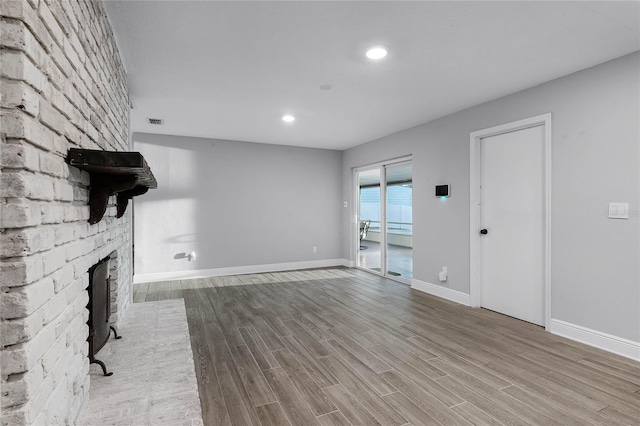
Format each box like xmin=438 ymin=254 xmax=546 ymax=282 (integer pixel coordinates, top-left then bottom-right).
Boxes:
xmin=342 ymin=52 xmax=640 ymax=344
xmin=0 ymin=1 xmax=131 ymax=424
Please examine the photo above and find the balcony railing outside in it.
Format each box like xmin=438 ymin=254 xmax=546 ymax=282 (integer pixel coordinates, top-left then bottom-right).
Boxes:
xmin=363 ymin=220 xmax=413 ymax=234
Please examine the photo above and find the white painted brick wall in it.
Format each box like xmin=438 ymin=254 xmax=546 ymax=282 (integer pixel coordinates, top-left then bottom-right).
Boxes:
xmin=0 ymin=81 xmax=40 ymax=118
xmin=0 ymin=255 xmax=44 ymax=287
xmin=1 ymin=0 xmax=132 ymax=424
xmin=0 ymin=201 xmax=41 ymax=228
xmin=0 ymin=143 xmax=41 ymax=172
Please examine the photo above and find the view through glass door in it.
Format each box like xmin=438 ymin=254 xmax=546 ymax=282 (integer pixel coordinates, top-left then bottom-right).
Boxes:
xmin=357 ymin=168 xmax=382 ymax=273
xmin=356 ymin=161 xmax=412 ymax=281
xmin=385 ymin=163 xmax=413 ymax=279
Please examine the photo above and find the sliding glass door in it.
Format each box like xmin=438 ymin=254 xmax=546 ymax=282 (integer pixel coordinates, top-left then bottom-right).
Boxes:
xmin=356 ymin=160 xmax=412 ymax=281
xmin=357 ymin=168 xmax=382 ymax=272
xmin=385 ymin=163 xmax=413 ymax=279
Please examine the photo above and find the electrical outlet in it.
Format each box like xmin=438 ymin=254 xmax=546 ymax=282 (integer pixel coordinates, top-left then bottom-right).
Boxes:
xmin=609 ymin=202 xmax=629 ymax=219
xmin=438 ymin=266 xmax=448 ymax=282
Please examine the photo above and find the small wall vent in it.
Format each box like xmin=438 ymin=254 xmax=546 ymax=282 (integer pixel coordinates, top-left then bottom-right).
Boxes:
xmin=148 ymin=118 xmax=163 ymax=125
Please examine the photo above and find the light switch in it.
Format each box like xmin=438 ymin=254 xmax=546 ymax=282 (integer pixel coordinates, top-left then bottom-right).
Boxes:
xmin=608 ymin=202 xmax=629 ymax=219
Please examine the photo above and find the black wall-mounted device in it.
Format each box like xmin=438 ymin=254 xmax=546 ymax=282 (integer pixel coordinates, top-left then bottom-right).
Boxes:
xmin=435 ymin=184 xmax=450 ymax=198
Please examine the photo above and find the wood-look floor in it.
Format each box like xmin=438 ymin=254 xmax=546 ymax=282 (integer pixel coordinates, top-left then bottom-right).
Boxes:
xmin=133 ymin=268 xmax=640 ymax=426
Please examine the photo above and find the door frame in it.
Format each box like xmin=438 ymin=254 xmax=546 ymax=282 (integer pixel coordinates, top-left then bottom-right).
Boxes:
xmin=469 ymin=113 xmax=552 ymax=328
xmin=353 ymin=156 xmax=412 ymax=284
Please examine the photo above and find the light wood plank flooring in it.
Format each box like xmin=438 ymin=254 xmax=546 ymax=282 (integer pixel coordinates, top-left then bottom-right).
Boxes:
xmin=134 ymin=268 xmax=640 ymax=426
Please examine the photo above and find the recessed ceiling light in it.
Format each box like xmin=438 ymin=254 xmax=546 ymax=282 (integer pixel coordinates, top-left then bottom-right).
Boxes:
xmin=282 ymin=114 xmax=295 ymax=123
xmin=365 ymin=45 xmax=388 ymax=60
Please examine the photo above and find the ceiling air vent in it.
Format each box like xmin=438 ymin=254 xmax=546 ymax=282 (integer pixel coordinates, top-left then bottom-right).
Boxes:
xmin=148 ymin=118 xmax=163 ymax=125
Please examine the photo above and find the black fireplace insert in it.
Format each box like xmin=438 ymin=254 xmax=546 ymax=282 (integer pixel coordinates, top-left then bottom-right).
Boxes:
xmin=88 ymin=257 xmax=122 ymax=376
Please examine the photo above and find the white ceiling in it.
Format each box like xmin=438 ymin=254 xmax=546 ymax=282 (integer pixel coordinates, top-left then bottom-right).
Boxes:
xmin=104 ymin=1 xmax=640 ymax=150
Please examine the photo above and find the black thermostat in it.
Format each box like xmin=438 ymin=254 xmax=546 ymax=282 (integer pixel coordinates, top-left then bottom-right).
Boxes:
xmin=435 ymin=184 xmax=450 ymax=198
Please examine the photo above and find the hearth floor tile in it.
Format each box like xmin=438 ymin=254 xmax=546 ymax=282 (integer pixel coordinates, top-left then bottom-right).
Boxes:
xmin=77 ymin=299 xmax=203 ymax=425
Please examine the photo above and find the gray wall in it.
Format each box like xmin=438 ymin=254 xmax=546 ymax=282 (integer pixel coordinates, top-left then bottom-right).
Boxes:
xmin=133 ymin=133 xmax=343 ymax=274
xmin=342 ymin=52 xmax=639 ymax=342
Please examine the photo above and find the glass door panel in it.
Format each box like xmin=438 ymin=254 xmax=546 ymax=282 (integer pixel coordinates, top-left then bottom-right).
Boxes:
xmin=357 ymin=169 xmax=381 ymax=273
xmin=385 ymin=163 xmax=413 ymax=280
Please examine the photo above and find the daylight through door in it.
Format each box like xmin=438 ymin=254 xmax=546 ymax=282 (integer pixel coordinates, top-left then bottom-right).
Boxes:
xmin=356 ymin=161 xmax=412 ymax=281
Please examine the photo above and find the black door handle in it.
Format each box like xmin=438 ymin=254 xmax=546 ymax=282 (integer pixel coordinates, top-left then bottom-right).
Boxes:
xmin=480 ymin=229 xmax=488 ymax=235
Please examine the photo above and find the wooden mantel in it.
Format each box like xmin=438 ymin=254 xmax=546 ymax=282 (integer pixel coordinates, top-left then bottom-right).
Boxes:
xmin=66 ymin=148 xmax=157 ymax=224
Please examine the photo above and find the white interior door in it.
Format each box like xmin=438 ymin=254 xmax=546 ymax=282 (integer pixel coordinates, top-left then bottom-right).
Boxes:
xmin=480 ymin=125 xmax=544 ymax=325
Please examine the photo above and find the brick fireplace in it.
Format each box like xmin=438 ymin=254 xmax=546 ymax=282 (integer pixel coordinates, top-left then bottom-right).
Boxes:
xmin=1 ymin=1 xmax=133 ymax=424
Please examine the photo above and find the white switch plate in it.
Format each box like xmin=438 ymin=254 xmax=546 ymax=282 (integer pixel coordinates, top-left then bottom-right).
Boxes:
xmin=608 ymin=202 xmax=629 ymax=219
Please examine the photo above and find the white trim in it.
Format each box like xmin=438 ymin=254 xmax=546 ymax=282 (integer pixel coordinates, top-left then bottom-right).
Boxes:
xmin=469 ymin=113 xmax=552 ymax=328
xmin=351 ymin=167 xmax=358 ymax=266
xmin=352 ymin=155 xmax=413 ymax=173
xmin=411 ymin=279 xmax=471 ymax=306
xmin=549 ymin=319 xmax=640 ymax=361
xmin=134 ymin=258 xmax=349 ymax=284
xmin=380 ymin=165 xmax=388 ymax=274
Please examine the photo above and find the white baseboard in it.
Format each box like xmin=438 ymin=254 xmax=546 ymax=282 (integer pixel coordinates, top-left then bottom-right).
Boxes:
xmin=133 ymin=258 xmax=350 ymax=284
xmin=548 ymin=319 xmax=640 ymax=361
xmin=411 ymin=279 xmax=470 ymax=306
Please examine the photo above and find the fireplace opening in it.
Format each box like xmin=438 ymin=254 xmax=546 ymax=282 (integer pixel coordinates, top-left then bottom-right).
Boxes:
xmin=88 ymin=257 xmax=122 ymax=376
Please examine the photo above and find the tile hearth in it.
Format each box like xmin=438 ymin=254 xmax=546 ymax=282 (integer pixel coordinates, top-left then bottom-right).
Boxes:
xmin=77 ymin=299 xmax=202 ymax=425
